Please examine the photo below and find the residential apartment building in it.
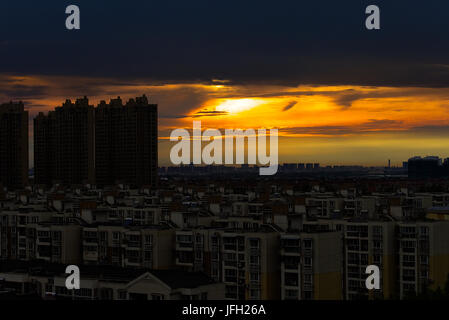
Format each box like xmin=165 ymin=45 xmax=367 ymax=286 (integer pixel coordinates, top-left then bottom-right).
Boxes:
xmin=175 ymin=226 xmax=280 ymax=300
xmin=34 ymin=97 xmax=95 ymax=186
xmin=0 ymin=206 xmax=53 ymax=261
xmin=95 ymin=95 xmax=157 ymax=188
xmin=343 ymin=221 xmax=396 ymax=300
xmin=35 ymin=223 xmax=82 ymax=264
xmin=397 ymin=221 xmax=449 ymax=298
xmin=280 ymin=230 xmax=343 ymax=300
xmin=0 ymin=263 xmax=224 ymax=300
xmin=0 ymin=102 xmax=28 ymax=189
xmin=82 ymin=225 xmax=175 ymax=269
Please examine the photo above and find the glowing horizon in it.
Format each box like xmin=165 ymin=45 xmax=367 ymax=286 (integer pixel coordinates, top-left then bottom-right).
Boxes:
xmin=2 ymin=74 xmax=449 ymax=167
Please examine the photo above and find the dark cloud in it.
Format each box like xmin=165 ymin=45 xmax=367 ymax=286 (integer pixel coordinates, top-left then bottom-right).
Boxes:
xmin=192 ymin=110 xmax=229 ymax=117
xmin=0 ymin=84 xmax=47 ymax=99
xmin=1 ymin=1 xmax=449 ymax=87
xmin=282 ymin=101 xmax=297 ymax=111
xmin=281 ymin=119 xmax=405 ymax=136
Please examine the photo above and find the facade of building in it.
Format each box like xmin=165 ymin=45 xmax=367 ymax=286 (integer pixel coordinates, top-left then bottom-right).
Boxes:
xmin=2 ymin=175 xmax=449 ymax=300
xmin=398 ymin=221 xmax=449 ymax=298
xmin=280 ymin=231 xmax=343 ymax=300
xmin=34 ymin=95 xmax=157 ymax=188
xmin=95 ymin=95 xmax=157 ymax=187
xmin=0 ymin=263 xmax=224 ymax=300
xmin=0 ymin=102 xmax=28 ymax=189
xmin=34 ymin=97 xmax=95 ymax=186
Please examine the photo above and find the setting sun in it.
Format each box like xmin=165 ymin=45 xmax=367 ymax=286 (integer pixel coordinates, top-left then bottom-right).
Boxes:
xmin=214 ymin=98 xmax=263 ymax=114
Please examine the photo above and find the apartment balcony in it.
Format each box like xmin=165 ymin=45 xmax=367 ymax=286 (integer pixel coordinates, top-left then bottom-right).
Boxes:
xmin=83 ymin=240 xmax=99 ymax=246
xmin=249 ymin=248 xmax=260 ymax=256
xmin=176 ymin=258 xmax=194 ymax=267
xmin=224 ymin=260 xmax=237 ymax=268
xmin=36 ymin=252 xmax=51 ymax=262
xmin=373 ymin=247 xmax=383 ymax=254
xmin=249 ymin=264 xmax=260 ymax=272
xmin=281 ymin=247 xmax=301 ymax=256
xmin=83 ymin=251 xmax=99 ymax=261
xmin=18 ymin=239 xmax=27 ymax=248
xmin=303 ymin=265 xmax=313 ymax=273
xmin=124 ymin=259 xmax=142 ymax=267
xmin=303 ymin=248 xmax=312 ymax=256
xmin=346 ymin=231 xmax=359 ymax=238
xmin=111 ymin=256 xmax=121 ymax=265
xmin=347 ymin=259 xmax=360 ymax=266
xmin=303 ymin=283 xmax=313 ymax=291
xmin=284 ymin=290 xmax=299 ymax=300
xmin=401 ymin=262 xmax=416 ymax=268
xmin=284 ymin=279 xmax=299 ymax=287
xmin=111 ymin=240 xmax=121 ymax=247
xmin=176 ymin=242 xmax=194 ymax=251
xmin=398 ymin=233 xmax=418 ymax=239
xmin=125 ymin=242 xmax=141 ymax=249
xmin=37 ymin=238 xmax=51 ymax=245
xmin=223 ymin=244 xmax=238 ymax=252
xmin=224 ymin=276 xmax=238 ymax=284
xmin=400 ymin=247 xmax=416 ymax=254
xmin=348 ymin=273 xmax=362 ymax=280
xmin=249 ymin=280 xmax=261 ymax=288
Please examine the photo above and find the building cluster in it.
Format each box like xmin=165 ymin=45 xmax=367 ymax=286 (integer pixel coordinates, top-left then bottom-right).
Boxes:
xmin=1 ymin=97 xmax=449 ymax=301
xmin=0 ymin=95 xmax=157 ymax=190
xmin=1 ymin=179 xmax=449 ymax=300
xmin=407 ymin=156 xmax=449 ymax=179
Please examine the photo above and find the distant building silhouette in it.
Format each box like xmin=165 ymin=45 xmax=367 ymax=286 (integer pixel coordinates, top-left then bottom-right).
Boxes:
xmin=95 ymin=95 xmax=157 ymax=187
xmin=0 ymin=102 xmax=28 ymax=189
xmin=407 ymin=156 xmax=449 ymax=178
xmin=34 ymin=97 xmax=95 ymax=185
xmin=34 ymin=95 xmax=157 ymax=188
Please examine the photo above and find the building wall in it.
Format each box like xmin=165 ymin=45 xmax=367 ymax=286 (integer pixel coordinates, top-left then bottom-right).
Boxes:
xmin=0 ymin=102 xmax=28 ymax=189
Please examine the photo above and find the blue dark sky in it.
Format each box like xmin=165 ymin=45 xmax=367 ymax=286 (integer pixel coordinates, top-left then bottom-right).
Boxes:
xmin=1 ymin=0 xmax=449 ymax=86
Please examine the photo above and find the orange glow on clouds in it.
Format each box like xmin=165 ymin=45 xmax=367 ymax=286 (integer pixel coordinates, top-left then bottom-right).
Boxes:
xmin=2 ymin=74 xmax=449 ymax=166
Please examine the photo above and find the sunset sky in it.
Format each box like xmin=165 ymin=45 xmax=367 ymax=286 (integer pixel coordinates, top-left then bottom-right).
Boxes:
xmin=2 ymin=1 xmax=449 ymax=167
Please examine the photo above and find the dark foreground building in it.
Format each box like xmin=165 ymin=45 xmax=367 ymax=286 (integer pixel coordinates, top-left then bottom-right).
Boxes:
xmin=0 ymin=102 xmax=28 ymax=189
xmin=408 ymin=156 xmax=449 ymax=179
xmin=34 ymin=97 xmax=95 ymax=186
xmin=34 ymin=95 xmax=157 ymax=188
xmin=95 ymin=95 xmax=157 ymax=188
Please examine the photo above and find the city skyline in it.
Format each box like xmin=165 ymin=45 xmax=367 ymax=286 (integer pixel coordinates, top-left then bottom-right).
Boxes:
xmin=4 ymin=87 xmax=449 ymax=168
xmin=2 ymin=1 xmax=449 ymax=167
xmin=2 ymin=0 xmax=449 ymax=304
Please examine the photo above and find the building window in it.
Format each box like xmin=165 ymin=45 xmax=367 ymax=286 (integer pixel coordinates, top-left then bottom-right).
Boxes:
xmin=420 ymin=226 xmax=429 ymax=236
xmin=249 ymin=238 xmax=260 ymax=249
xmin=249 ymin=289 xmax=260 ymax=299
xmin=118 ymin=290 xmax=127 ymax=300
xmin=303 ymin=274 xmax=312 ymax=284
xmin=420 ymin=255 xmax=429 ymax=264
xmin=249 ymin=255 xmax=260 ymax=265
xmin=303 ymin=239 xmax=312 ymax=249
xmin=250 ymin=272 xmax=260 ymax=282
xmin=304 ymin=257 xmax=312 ymax=266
